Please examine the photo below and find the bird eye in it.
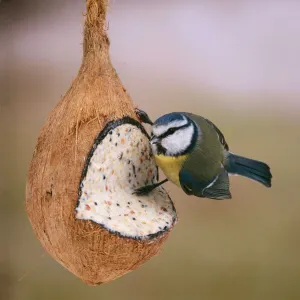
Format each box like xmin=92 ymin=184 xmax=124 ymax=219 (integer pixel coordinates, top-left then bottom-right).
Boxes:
xmin=168 ymin=128 xmax=176 ymax=135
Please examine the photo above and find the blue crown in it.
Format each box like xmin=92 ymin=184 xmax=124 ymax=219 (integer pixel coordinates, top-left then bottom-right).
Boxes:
xmin=154 ymin=112 xmax=185 ymax=126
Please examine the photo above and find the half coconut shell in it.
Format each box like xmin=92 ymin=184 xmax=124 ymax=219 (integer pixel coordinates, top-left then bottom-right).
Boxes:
xmin=25 ymin=0 xmax=177 ymax=285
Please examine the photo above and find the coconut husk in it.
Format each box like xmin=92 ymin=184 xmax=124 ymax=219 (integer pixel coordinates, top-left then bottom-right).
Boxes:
xmin=25 ymin=0 xmax=177 ymax=285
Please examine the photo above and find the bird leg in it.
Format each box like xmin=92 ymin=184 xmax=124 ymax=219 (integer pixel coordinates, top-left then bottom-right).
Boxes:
xmin=135 ymin=108 xmax=153 ymax=125
xmin=133 ymin=178 xmax=168 ymax=196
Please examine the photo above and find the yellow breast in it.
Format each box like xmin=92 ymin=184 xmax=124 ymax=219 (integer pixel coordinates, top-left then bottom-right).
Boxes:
xmin=154 ymin=154 xmax=188 ymax=186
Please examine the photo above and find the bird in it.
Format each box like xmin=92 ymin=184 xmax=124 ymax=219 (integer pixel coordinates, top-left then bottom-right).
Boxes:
xmin=134 ymin=109 xmax=272 ymax=200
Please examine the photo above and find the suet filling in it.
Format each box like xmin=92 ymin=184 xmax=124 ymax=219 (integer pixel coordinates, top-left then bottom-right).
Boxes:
xmin=76 ymin=118 xmax=177 ymax=239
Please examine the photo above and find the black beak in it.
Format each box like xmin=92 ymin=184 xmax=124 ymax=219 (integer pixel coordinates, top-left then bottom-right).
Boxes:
xmin=150 ymin=137 xmax=159 ymax=145
xmin=150 ymin=138 xmax=166 ymax=155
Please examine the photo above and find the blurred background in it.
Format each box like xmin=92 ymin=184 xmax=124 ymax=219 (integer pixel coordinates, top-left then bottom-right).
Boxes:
xmin=1 ymin=0 xmax=300 ymax=299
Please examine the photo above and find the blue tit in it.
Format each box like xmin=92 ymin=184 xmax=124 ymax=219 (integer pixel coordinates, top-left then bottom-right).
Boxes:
xmin=134 ymin=110 xmax=272 ymax=200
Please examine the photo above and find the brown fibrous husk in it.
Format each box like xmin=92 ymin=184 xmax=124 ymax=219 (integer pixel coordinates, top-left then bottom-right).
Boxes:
xmin=25 ymin=0 xmax=175 ymax=285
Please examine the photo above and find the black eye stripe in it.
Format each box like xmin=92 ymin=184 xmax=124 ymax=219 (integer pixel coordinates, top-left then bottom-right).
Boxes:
xmin=165 ymin=127 xmax=176 ymax=136
xmin=157 ymin=123 xmax=191 ymax=139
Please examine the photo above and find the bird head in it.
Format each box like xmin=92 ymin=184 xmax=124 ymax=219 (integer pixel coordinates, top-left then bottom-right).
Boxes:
xmin=150 ymin=112 xmax=198 ymax=157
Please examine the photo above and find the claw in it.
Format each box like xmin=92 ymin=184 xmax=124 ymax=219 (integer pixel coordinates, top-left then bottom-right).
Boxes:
xmin=132 ymin=185 xmax=155 ymax=196
xmin=133 ymin=179 xmax=168 ymax=196
xmin=135 ymin=108 xmax=153 ymax=125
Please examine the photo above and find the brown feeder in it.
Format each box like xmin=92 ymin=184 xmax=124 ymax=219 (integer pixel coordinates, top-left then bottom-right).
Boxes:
xmin=25 ymin=0 xmax=177 ymax=286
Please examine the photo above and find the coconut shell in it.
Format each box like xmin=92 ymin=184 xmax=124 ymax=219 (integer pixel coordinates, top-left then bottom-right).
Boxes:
xmin=25 ymin=0 xmax=176 ymax=285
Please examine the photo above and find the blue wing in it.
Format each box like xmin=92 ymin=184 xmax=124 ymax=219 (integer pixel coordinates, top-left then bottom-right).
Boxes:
xmin=179 ymin=168 xmax=231 ymax=200
xmin=179 ymin=168 xmax=213 ymax=197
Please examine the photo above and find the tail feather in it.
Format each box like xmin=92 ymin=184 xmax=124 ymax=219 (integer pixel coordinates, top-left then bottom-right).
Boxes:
xmin=225 ymin=153 xmax=272 ymax=187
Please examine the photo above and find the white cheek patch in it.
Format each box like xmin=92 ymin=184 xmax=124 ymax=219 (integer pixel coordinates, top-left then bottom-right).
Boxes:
xmin=162 ymin=124 xmax=194 ymax=156
xmin=76 ymin=118 xmax=177 ymax=240
xmin=152 ymin=118 xmax=188 ymax=137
